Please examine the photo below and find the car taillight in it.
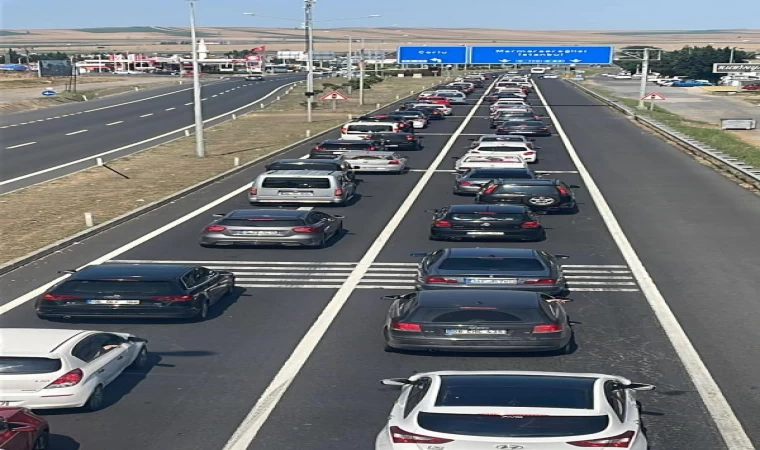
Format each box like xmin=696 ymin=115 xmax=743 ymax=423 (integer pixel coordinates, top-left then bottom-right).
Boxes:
xmin=483 ymin=185 xmax=498 ymax=194
xmin=433 ymin=220 xmax=452 ymax=228
xmin=340 ymin=127 xmax=347 ymax=133
xmin=390 ymin=426 xmax=453 ymax=444
xmin=426 ymin=276 xmax=458 ymax=284
xmin=533 ymin=323 xmax=565 ymax=333
xmin=390 ymin=322 xmax=422 ymax=332
xmin=524 ymin=278 xmax=557 ymax=285
xmin=205 ymin=225 xmax=227 ymax=232
xmin=521 ymin=221 xmax=540 ymax=228
xmin=334 ymin=188 xmax=344 ymax=196
xmin=368 ymin=146 xmax=376 ymax=151
xmin=568 ymin=430 xmax=635 ymax=447
xmin=388 ymin=160 xmax=401 ymax=165
xmin=42 ymin=293 xmax=81 ymax=301
xmin=292 ymin=226 xmax=319 ymax=233
xmin=249 ymin=187 xmax=258 ymax=195
xmin=406 ymin=135 xmax=415 ymax=141
xmin=150 ymin=295 xmax=194 ymax=301
xmin=470 ymin=150 xmax=480 ymax=154
xmin=313 ymin=145 xmax=324 ymax=150
xmin=45 ymin=369 xmax=83 ymax=389
xmin=525 ymin=151 xmax=535 ymax=155
xmin=458 ymin=181 xmax=472 ymax=186
xmin=557 ymin=186 xmax=570 ymax=195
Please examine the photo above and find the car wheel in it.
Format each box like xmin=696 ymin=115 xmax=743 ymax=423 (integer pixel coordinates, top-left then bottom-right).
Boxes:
xmin=84 ymin=385 xmax=105 ymax=412
xmin=565 ymin=203 xmax=580 ymax=214
xmin=130 ymin=346 xmax=149 ymax=370
xmin=194 ymin=298 xmax=210 ymax=321
xmin=33 ymin=430 xmax=49 ymax=450
xmin=312 ymin=235 xmax=326 ymax=249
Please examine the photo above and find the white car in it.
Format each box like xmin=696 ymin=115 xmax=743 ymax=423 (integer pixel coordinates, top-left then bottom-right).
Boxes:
xmin=339 ymin=151 xmax=407 ymax=173
xmin=412 ymin=103 xmax=452 ymax=116
xmin=454 ymin=154 xmax=527 ymax=172
xmin=490 ymin=99 xmax=530 ymax=111
xmin=417 ymin=91 xmax=437 ymax=98
xmin=541 ymin=74 xmax=560 ymax=79
xmin=375 ymin=370 xmax=655 ymax=450
xmin=465 ymin=142 xmax=538 ymax=163
xmin=0 ymin=328 xmax=148 ymax=411
xmin=469 ymin=134 xmax=534 ymax=150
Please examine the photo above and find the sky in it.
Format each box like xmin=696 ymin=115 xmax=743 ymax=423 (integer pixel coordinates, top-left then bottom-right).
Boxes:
xmin=1 ymin=0 xmax=759 ymax=30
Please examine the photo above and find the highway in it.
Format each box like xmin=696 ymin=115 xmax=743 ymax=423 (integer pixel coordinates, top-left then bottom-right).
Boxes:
xmin=1 ymin=75 xmax=758 ymax=450
xmin=0 ymin=73 xmax=307 ymax=193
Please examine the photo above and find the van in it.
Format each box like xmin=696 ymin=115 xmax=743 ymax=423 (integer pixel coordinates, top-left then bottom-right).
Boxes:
xmin=341 ymin=122 xmax=400 ymax=140
xmin=249 ymin=170 xmax=357 ymax=205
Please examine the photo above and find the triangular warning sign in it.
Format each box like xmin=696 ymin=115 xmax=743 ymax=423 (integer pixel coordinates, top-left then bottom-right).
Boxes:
xmin=319 ymin=90 xmax=348 ymax=101
xmin=642 ymin=92 xmax=666 ymax=100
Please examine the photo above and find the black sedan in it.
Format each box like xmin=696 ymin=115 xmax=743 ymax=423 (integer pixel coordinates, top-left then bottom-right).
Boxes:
xmin=36 ymin=264 xmax=235 ymax=321
xmin=453 ymin=167 xmax=538 ymax=195
xmin=428 ymin=204 xmax=545 ymax=242
xmin=407 ymin=106 xmax=445 ymax=120
xmin=497 ymin=120 xmax=552 ymax=136
xmin=310 ymin=139 xmax=385 ymax=158
xmin=368 ymin=132 xmax=423 ymax=151
xmin=382 ymin=290 xmax=573 ymax=353
xmin=412 ymin=247 xmax=568 ymax=295
xmin=476 ymin=179 xmax=580 ymax=214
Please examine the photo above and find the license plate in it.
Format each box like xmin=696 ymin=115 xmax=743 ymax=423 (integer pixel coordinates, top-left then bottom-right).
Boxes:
xmin=86 ymin=300 xmax=141 ymax=305
xmin=234 ymin=230 xmax=279 ymax=236
xmin=332 ymin=151 xmax=344 ymax=155
xmin=445 ymin=329 xmax=508 ymax=335
xmin=0 ymin=401 xmax=10 ymax=406
xmin=279 ymin=191 xmax=312 ymax=196
xmin=465 ymin=278 xmax=517 ymax=284
xmin=466 ymin=231 xmax=504 ymax=235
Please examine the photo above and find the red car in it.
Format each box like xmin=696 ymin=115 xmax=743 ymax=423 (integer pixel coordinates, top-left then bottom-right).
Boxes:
xmin=422 ymin=96 xmax=452 ymax=106
xmin=742 ymin=84 xmax=760 ymax=91
xmin=0 ymin=407 xmax=49 ymax=450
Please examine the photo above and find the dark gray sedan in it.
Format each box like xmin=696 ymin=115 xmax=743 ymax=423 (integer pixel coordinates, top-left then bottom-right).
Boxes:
xmin=497 ymin=120 xmax=552 ymax=136
xmin=453 ymin=167 xmax=539 ymax=195
xmin=382 ymin=290 xmax=573 ymax=353
xmin=199 ymin=209 xmax=343 ymax=248
xmin=412 ymin=247 xmax=568 ymax=295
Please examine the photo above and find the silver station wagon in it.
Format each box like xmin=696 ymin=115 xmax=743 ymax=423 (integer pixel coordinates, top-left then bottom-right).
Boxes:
xmin=248 ymin=170 xmax=357 ymax=206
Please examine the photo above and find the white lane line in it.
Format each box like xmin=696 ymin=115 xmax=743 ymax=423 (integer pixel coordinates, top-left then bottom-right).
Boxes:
xmin=0 ymin=126 xmax=7 ymax=129
xmin=45 ymin=118 xmax=53 ymax=120
xmin=185 ymin=102 xmax=193 ymax=106
xmin=19 ymin=122 xmax=28 ymax=125
xmin=10 ymin=124 xmax=18 ymax=127
xmin=212 ymin=95 xmax=218 ymax=98
xmin=139 ymin=113 xmax=154 ymax=118
xmin=221 ymin=80 xmax=495 ymax=450
xmin=533 ymin=80 xmax=754 ymax=449
xmin=165 ymin=107 xmax=176 ymax=111
xmin=36 ymin=119 xmax=45 ymax=122
xmin=562 ymin=264 xmax=628 ymax=268
xmin=6 ymin=142 xmax=37 ymax=149
xmin=65 ymin=130 xmax=88 ymax=136
xmin=202 ymin=98 xmax=208 ymax=101
xmin=82 ymin=85 xmax=195 ymax=113
xmin=409 ymin=169 xmax=455 ymax=173
xmin=53 ymin=116 xmax=61 ymax=119
xmin=106 ymin=121 xmax=124 ymax=126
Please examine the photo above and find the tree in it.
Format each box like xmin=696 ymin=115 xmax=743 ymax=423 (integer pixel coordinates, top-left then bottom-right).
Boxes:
xmin=616 ymin=45 xmax=754 ymax=81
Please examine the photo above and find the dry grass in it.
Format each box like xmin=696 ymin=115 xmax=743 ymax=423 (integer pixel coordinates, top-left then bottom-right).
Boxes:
xmin=0 ymin=76 xmax=128 ymax=89
xmin=0 ymin=75 xmax=440 ymax=264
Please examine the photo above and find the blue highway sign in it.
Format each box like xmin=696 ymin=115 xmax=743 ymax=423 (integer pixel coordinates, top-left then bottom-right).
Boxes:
xmin=470 ymin=46 xmax=614 ymax=65
xmin=397 ymin=46 xmax=468 ymax=65
xmin=41 ymin=89 xmax=57 ymax=97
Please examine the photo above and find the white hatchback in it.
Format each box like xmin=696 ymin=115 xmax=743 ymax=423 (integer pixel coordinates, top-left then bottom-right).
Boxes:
xmin=465 ymin=142 xmax=538 ymax=163
xmin=454 ymin=154 xmax=527 ymax=172
xmin=0 ymin=328 xmax=148 ymax=411
xmin=375 ymin=370 xmax=655 ymax=450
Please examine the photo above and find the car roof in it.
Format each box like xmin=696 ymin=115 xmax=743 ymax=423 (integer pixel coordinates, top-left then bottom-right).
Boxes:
xmin=445 ymin=247 xmax=539 ymax=258
xmin=263 ymin=170 xmax=338 ymax=176
xmin=496 ymin=179 xmax=557 ymax=186
xmin=446 ymin=204 xmax=529 ymax=213
xmin=66 ymin=264 xmax=193 ymax=281
xmin=227 ymin=209 xmax=309 ymax=219
xmin=417 ymin=289 xmax=541 ymax=308
xmin=0 ymin=328 xmax=89 ymax=354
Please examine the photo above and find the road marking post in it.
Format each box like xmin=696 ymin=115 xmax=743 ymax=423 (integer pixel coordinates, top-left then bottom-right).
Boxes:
xmin=84 ymin=213 xmax=94 ymax=227
xmin=233 ymin=157 xmax=240 ymax=166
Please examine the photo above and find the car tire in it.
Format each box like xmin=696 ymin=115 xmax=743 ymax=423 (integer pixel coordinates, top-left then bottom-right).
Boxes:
xmin=565 ymin=203 xmax=580 ymax=214
xmin=84 ymin=385 xmax=105 ymax=412
xmin=311 ymin=235 xmax=326 ymax=249
xmin=194 ymin=298 xmax=210 ymax=321
xmin=130 ymin=346 xmax=149 ymax=370
xmin=33 ymin=430 xmax=49 ymax=450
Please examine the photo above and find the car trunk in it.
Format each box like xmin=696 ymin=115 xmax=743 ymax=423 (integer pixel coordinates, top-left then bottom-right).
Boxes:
xmin=0 ymin=357 xmax=65 ymax=393
xmin=217 ymin=218 xmax=307 ymax=238
xmin=445 ymin=212 xmax=529 ymax=236
xmin=44 ymin=280 xmax=185 ymax=307
xmin=432 ymin=257 xmax=551 ymax=286
xmin=409 ymin=307 xmax=547 ymax=340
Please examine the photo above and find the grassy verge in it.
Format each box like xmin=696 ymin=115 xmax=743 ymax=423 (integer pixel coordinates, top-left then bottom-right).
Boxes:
xmin=0 ymin=76 xmax=129 ymax=89
xmin=0 ymin=75 xmax=442 ymax=265
xmin=580 ymin=80 xmax=760 ymax=169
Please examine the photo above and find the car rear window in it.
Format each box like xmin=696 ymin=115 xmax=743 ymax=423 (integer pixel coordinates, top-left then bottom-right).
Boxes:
xmin=53 ymin=280 xmax=176 ymax=295
xmin=435 ymin=375 xmax=596 ymax=409
xmin=449 ymin=213 xmax=524 ymax=222
xmin=342 ymin=154 xmax=395 ymax=160
xmin=319 ymin=142 xmax=373 ymax=150
xmin=468 ymin=169 xmax=532 ymax=179
xmin=0 ymin=357 xmax=63 ymax=374
xmin=408 ymin=308 xmax=544 ymax=323
xmin=437 ymin=257 xmax=545 ymax=271
xmin=219 ymin=219 xmax=305 ymax=227
xmin=269 ymin=163 xmax=339 ymax=171
xmin=261 ymin=177 xmax=331 ymax=189
xmin=495 ymin=185 xmax=559 ymax=196
xmin=346 ymin=124 xmax=393 ymax=133
xmin=417 ymin=413 xmax=609 ymax=438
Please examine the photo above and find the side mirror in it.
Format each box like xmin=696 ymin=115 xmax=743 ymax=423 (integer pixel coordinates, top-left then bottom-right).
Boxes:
xmin=409 ymin=252 xmax=428 ymax=257
xmin=57 ymin=269 xmax=77 ymax=274
xmin=380 ymin=378 xmax=412 ymax=386
xmin=628 ymin=383 xmax=656 ymax=391
xmin=382 ymin=295 xmax=402 ymax=300
xmin=212 ymin=213 xmax=225 ymax=218
xmin=554 ymin=254 xmax=570 ymax=260
xmin=569 ymin=185 xmax=581 ymax=189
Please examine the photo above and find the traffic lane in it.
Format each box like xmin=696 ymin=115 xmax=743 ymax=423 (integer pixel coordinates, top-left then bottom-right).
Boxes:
xmin=252 ymin=288 xmax=724 ymax=450
xmin=0 ymin=87 xmax=455 ymax=303
xmin=0 ymin=79 xmax=301 ymax=183
xmin=540 ymin=78 xmax=760 ymax=445
xmin=0 ymin=284 xmax=338 ymax=450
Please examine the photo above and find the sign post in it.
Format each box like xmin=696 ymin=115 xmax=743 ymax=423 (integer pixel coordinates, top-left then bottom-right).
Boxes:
xmin=641 ymin=92 xmax=666 ymax=111
xmin=319 ymin=90 xmax=349 ymax=111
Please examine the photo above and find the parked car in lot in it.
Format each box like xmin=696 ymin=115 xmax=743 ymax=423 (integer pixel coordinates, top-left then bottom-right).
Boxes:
xmin=411 ymin=247 xmax=569 ymax=295
xmin=0 ymin=328 xmax=149 ymax=411
xmin=670 ymin=80 xmax=714 ymax=87
xmin=249 ymin=170 xmax=357 ymax=206
xmin=427 ymin=204 xmax=545 ymax=242
xmin=36 ymin=264 xmax=234 ymax=320
xmin=475 ymin=179 xmax=580 ymax=214
xmin=199 ymin=209 xmax=343 ymax=248
xmin=375 ymin=371 xmax=655 ymax=449
xmin=339 ymin=151 xmax=408 ymax=174
xmin=0 ymin=407 xmax=49 ymax=450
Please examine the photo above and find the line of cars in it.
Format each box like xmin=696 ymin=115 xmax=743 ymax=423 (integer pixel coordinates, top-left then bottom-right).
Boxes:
xmin=373 ymin=73 xmax=656 ymax=449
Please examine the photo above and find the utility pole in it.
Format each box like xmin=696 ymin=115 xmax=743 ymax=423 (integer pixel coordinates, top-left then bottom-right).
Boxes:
xmin=359 ymin=38 xmax=365 ymax=105
xmin=729 ymin=47 xmax=735 ymax=63
xmin=188 ymin=0 xmax=205 ymax=157
xmin=346 ymin=36 xmax=353 ymax=94
xmin=637 ymin=48 xmax=650 ymax=109
xmin=304 ymin=0 xmax=315 ymax=123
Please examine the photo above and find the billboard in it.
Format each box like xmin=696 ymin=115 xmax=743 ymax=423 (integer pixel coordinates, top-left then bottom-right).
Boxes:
xmin=38 ymin=59 xmax=73 ymax=77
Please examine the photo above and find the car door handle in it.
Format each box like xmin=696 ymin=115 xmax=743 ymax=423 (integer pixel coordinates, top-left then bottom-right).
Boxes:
xmin=97 ymin=369 xmax=105 ymax=373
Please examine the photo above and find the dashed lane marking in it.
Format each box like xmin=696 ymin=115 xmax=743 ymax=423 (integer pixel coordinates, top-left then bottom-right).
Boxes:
xmin=106 ymin=121 xmax=124 ymax=126
xmin=6 ymin=142 xmax=37 ymax=149
xmin=165 ymin=107 xmax=176 ymax=111
xmin=139 ymin=113 xmax=154 ymax=118
xmin=65 ymin=130 xmax=88 ymax=136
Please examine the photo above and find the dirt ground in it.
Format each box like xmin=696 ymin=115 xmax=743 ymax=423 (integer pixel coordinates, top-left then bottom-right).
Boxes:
xmin=0 ymin=75 xmax=442 ymax=265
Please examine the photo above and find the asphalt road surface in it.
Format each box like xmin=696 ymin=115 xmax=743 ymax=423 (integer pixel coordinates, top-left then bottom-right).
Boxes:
xmin=1 ymin=75 xmax=758 ymax=450
xmin=0 ymin=73 xmax=307 ymax=193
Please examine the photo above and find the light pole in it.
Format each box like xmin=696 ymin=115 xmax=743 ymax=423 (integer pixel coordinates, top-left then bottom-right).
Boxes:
xmin=637 ymin=48 xmax=651 ymax=110
xmin=358 ymin=38 xmax=365 ymax=105
xmin=188 ymin=0 xmax=205 ymax=157
xmin=346 ymin=35 xmax=353 ymax=93
xmin=304 ymin=0 xmax=315 ymax=123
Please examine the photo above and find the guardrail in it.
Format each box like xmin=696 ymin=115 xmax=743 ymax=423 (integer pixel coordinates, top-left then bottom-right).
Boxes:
xmin=566 ymin=80 xmax=760 ymax=187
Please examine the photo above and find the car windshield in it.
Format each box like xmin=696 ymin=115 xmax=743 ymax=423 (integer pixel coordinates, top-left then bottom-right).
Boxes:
xmin=219 ymin=219 xmax=305 ymax=227
xmin=435 ymin=375 xmax=596 ymax=408
xmin=438 ymin=257 xmax=545 ymax=271
xmin=54 ymin=280 xmax=176 ymax=295
xmin=0 ymin=357 xmax=63 ymax=374
xmin=261 ymin=178 xmax=331 ymax=189
xmin=408 ymin=308 xmax=544 ymax=323
xmin=496 ymin=185 xmax=559 ymax=196
xmin=417 ymin=413 xmax=609 ymax=438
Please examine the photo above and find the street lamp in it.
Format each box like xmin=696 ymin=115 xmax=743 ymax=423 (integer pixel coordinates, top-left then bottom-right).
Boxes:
xmin=187 ymin=0 xmax=205 ymax=157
